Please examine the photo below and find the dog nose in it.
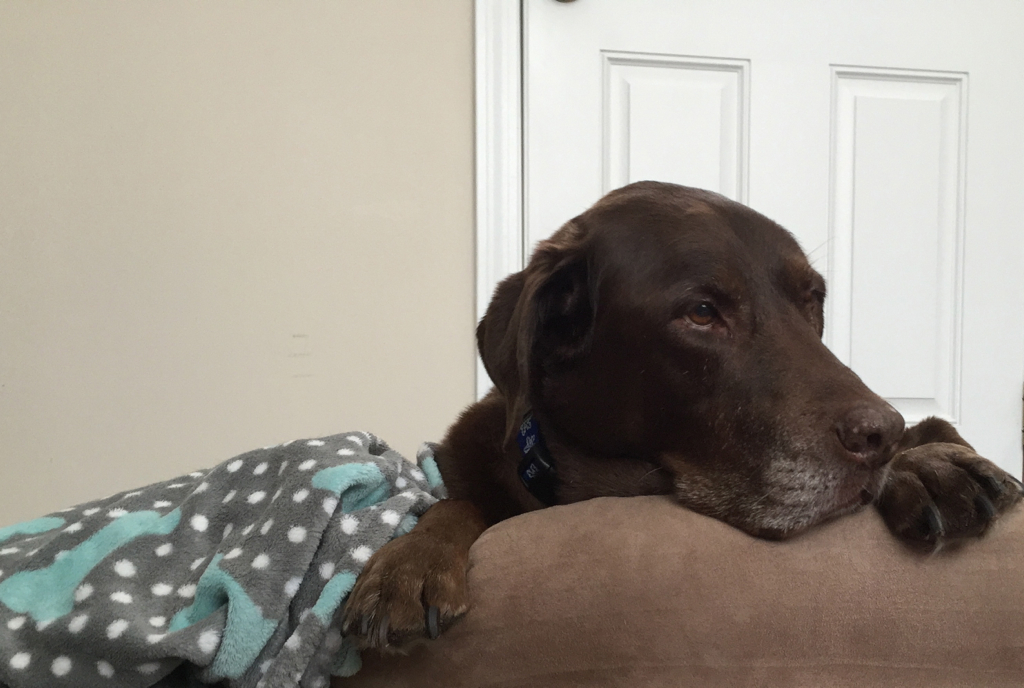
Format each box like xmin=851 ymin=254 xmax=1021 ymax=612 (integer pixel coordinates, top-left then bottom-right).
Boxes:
xmin=836 ymin=404 xmax=905 ymax=468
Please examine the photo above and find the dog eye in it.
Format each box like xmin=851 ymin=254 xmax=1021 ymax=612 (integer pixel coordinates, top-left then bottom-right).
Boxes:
xmin=687 ymin=302 xmax=718 ymax=326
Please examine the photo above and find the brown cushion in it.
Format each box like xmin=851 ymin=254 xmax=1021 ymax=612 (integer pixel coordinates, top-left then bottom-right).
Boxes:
xmin=341 ymin=496 xmax=1024 ymax=687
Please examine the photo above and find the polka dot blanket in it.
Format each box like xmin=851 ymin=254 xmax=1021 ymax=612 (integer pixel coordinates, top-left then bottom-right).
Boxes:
xmin=0 ymin=432 xmax=446 ymax=688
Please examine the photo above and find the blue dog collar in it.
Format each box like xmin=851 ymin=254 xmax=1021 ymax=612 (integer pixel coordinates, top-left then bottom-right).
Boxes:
xmin=516 ymin=413 xmax=558 ymax=506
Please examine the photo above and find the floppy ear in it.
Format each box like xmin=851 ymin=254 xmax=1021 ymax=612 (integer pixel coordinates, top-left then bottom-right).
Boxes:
xmin=476 ymin=220 xmax=595 ymax=445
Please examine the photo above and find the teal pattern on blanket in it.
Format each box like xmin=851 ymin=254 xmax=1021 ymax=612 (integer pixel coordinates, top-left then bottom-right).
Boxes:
xmin=312 ymin=461 xmax=392 ymax=512
xmin=168 ymin=553 xmax=278 ymax=679
xmin=0 ymin=509 xmax=180 ymax=623
xmin=0 ymin=517 xmax=65 ymax=544
xmin=0 ymin=434 xmax=447 ymax=688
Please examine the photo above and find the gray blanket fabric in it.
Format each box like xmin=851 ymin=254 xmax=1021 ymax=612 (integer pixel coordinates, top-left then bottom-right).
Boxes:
xmin=0 ymin=432 xmax=446 ymax=688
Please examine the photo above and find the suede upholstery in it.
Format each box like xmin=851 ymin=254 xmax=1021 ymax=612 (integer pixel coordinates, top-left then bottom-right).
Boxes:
xmin=341 ymin=496 xmax=1024 ymax=687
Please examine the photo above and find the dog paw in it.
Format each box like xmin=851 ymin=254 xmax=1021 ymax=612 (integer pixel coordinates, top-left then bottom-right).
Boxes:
xmin=876 ymin=442 xmax=1024 ymax=550
xmin=341 ymin=532 xmax=469 ymax=652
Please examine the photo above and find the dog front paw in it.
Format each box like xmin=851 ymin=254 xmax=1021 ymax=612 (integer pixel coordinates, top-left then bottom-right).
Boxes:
xmin=876 ymin=442 xmax=1024 ymax=549
xmin=341 ymin=531 xmax=469 ymax=652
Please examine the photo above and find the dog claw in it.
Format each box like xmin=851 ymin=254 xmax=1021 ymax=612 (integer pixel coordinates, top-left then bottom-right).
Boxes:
xmin=427 ymin=606 xmax=440 ymax=639
xmin=981 ymin=474 xmax=1005 ymax=496
xmin=375 ymin=614 xmax=390 ymax=648
xmin=975 ymin=494 xmax=998 ymax=521
xmin=924 ymin=503 xmax=945 ymax=539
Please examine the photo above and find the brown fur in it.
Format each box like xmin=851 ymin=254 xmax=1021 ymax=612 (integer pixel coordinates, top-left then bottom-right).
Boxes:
xmin=342 ymin=182 xmax=1023 ymax=651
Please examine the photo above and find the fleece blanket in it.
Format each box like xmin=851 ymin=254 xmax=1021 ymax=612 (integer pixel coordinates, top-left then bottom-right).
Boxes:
xmin=0 ymin=432 xmax=446 ymax=688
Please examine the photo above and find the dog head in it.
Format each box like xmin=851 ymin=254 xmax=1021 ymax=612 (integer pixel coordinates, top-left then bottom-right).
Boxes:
xmin=478 ymin=182 xmax=904 ymax=539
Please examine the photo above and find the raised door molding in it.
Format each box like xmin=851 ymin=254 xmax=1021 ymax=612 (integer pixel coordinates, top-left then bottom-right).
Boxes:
xmin=827 ymin=65 xmax=968 ymax=424
xmin=475 ymin=0 xmax=524 ymax=399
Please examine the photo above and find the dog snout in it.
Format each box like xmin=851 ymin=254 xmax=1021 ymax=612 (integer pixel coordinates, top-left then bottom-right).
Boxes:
xmin=836 ymin=404 xmax=905 ymax=468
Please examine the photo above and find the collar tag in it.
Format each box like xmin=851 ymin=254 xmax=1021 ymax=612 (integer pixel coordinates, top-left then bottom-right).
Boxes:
xmin=516 ymin=413 xmax=558 ymax=506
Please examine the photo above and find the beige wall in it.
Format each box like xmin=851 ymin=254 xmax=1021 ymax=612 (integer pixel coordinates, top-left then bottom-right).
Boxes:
xmin=0 ymin=1 xmax=476 ymax=525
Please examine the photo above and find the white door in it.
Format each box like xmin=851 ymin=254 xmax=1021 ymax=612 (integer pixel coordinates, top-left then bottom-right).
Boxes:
xmin=520 ymin=0 xmax=1024 ymax=475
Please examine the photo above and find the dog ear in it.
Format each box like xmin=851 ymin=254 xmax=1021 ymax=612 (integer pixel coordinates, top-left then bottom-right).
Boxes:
xmin=476 ymin=220 xmax=594 ymax=445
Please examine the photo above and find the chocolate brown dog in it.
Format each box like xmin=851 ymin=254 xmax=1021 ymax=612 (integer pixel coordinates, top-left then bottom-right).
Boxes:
xmin=342 ymin=182 xmax=1023 ymax=650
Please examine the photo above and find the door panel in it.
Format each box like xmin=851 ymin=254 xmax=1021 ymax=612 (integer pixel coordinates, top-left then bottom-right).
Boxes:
xmin=603 ymin=52 xmax=749 ymax=201
xmin=524 ymin=0 xmax=1024 ymax=474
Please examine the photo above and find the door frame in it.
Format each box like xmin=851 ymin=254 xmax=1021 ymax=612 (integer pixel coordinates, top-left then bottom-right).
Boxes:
xmin=475 ymin=0 xmax=524 ymax=398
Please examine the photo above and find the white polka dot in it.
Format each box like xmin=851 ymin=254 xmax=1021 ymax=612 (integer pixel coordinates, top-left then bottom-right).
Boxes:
xmin=63 ymin=522 xmax=83 ymax=533
xmin=337 ymin=448 xmax=355 ymax=456
xmin=155 ymin=543 xmax=173 ymax=557
xmin=242 ymin=524 xmax=255 ymax=535
xmin=35 ymin=618 xmax=52 ymax=631
xmin=114 ymin=559 xmax=136 ymax=577
xmin=9 ymin=652 xmax=30 ymax=670
xmin=288 ymin=526 xmax=307 ymax=543
xmin=222 ymin=490 xmax=237 ymax=504
xmin=111 ymin=591 xmax=133 ymax=604
xmin=395 ymin=477 xmax=407 ymax=489
xmin=252 ymin=553 xmax=270 ymax=569
xmin=178 ymin=583 xmax=196 ymax=598
xmin=222 ymin=523 xmax=233 ymax=539
xmin=306 ymin=439 xmax=325 ymax=447
xmin=0 ymin=547 xmax=20 ymax=555
xmin=272 ymin=488 xmax=282 ymax=502
xmin=198 ymin=629 xmax=220 ymax=654
xmin=260 ymin=519 xmax=274 ymax=535
xmin=124 ymin=490 xmax=140 ymax=497
xmin=189 ymin=471 xmax=204 ymax=478
xmin=298 ymin=459 xmax=317 ymax=471
xmin=346 ymin=434 xmax=364 ymax=444
xmin=226 ymin=460 xmax=243 ymax=473
xmin=322 ymin=497 xmax=338 ymax=514
xmin=7 ymin=616 xmax=25 ymax=630
xmin=191 ymin=557 xmax=206 ymax=571
xmin=292 ymin=489 xmax=309 ymax=503
xmin=261 ymin=659 xmax=273 ymax=673
xmin=150 ymin=616 xmax=166 ymax=627
xmin=191 ymin=514 xmax=208 ymax=532
xmin=224 ymin=548 xmax=243 ymax=560
xmin=107 ymin=619 xmax=129 ymax=639
xmin=97 ymin=660 xmax=115 ymax=677
xmin=52 ymin=656 xmax=72 ymax=677
xmin=147 ymin=633 xmax=166 ymax=644
xmin=194 ymin=481 xmax=209 ymax=494
xmin=107 ymin=507 xmax=127 ymax=518
xmin=151 ymin=583 xmax=173 ymax=596
xmin=137 ymin=662 xmax=160 ymax=674
xmin=166 ymin=483 xmax=186 ymax=489
xmin=83 ymin=507 xmax=100 ymax=516
xmin=285 ymin=633 xmax=302 ymax=650
xmin=380 ymin=510 xmax=400 ymax=526
xmin=284 ymin=576 xmax=302 ymax=598
xmin=340 ymin=515 xmax=359 ymax=535
xmin=247 ymin=491 xmax=266 ymax=505
xmin=351 ymin=545 xmax=372 ymax=563
xmin=153 ymin=500 xmax=172 ymax=509
xmin=319 ymin=562 xmax=335 ymax=579
xmin=409 ymin=468 xmax=425 ymax=481
xmin=68 ymin=614 xmax=88 ymax=633
xmin=254 ymin=462 xmax=268 ymax=475
xmin=75 ymin=583 xmax=94 ymax=602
